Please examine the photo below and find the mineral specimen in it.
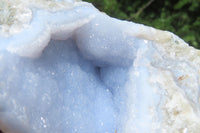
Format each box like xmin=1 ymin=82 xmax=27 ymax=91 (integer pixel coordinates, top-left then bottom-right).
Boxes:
xmin=0 ymin=0 xmax=200 ymax=133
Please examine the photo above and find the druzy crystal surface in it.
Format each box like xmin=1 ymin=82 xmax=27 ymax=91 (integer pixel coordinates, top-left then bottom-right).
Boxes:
xmin=0 ymin=0 xmax=200 ymax=133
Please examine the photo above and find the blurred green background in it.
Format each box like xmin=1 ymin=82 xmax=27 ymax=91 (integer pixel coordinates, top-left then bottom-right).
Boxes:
xmin=83 ymin=0 xmax=200 ymax=49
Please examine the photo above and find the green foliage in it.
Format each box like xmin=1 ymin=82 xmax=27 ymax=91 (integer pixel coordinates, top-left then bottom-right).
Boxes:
xmin=83 ymin=0 xmax=200 ymax=49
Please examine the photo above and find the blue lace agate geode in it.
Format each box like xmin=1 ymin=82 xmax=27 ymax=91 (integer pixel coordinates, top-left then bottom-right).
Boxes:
xmin=0 ymin=0 xmax=200 ymax=133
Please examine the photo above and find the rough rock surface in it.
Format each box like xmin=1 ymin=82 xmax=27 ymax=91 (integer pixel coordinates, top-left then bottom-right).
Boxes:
xmin=0 ymin=0 xmax=200 ymax=133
